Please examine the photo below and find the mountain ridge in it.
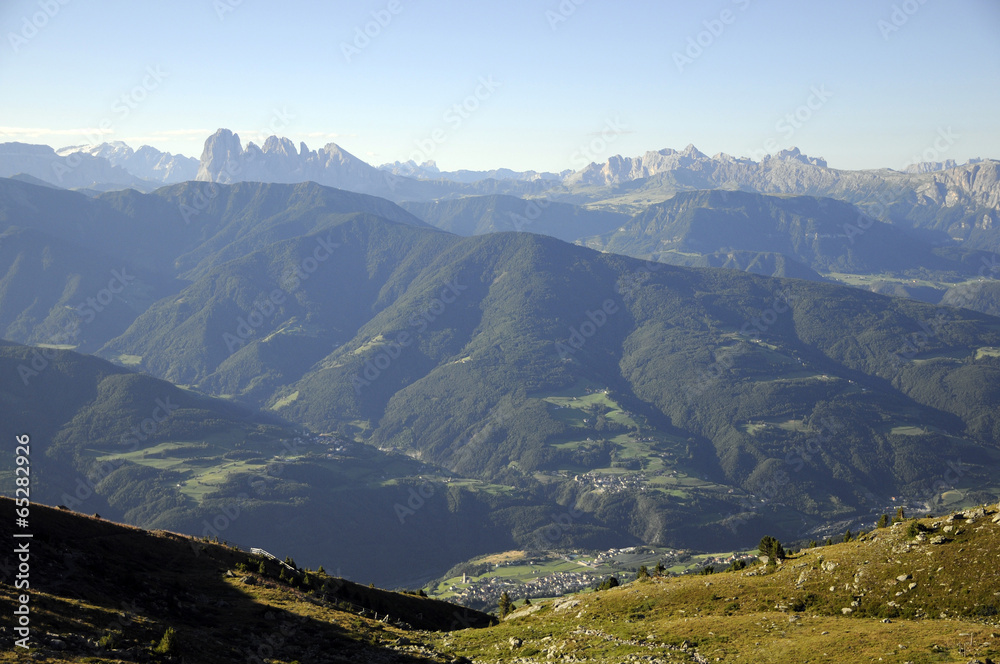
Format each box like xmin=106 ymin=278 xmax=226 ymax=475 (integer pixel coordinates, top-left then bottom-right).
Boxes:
xmin=56 ymin=141 xmax=199 ymax=183
xmin=86 ymin=216 xmax=1000 ymax=555
xmin=586 ymin=188 xmax=1000 ymax=279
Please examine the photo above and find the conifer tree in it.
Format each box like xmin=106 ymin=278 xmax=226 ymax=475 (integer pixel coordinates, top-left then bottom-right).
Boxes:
xmin=498 ymin=592 xmax=513 ymax=619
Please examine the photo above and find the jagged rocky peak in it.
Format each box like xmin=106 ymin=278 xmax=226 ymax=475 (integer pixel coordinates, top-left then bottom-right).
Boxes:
xmin=680 ymin=143 xmax=707 ymax=159
xmin=321 ymin=142 xmax=354 ymax=159
xmin=196 ymin=129 xmax=245 ymax=182
xmin=200 ymin=128 xmax=243 ymax=160
xmin=649 ymin=147 xmax=679 ymax=158
xmin=769 ymin=147 xmax=828 ymax=168
xmin=52 ymin=141 xmax=199 ymax=184
xmin=262 ymin=135 xmax=297 ymax=156
xmin=56 ymin=141 xmax=134 ymax=159
xmin=904 ymin=157 xmax=983 ymax=174
xmin=194 ymin=128 xmax=398 ymax=195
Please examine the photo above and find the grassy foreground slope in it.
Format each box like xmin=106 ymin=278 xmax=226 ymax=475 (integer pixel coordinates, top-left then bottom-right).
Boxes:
xmin=0 ymin=498 xmax=492 ymax=664
xmin=439 ymin=506 xmax=1000 ymax=663
xmin=4 ymin=498 xmax=999 ymax=663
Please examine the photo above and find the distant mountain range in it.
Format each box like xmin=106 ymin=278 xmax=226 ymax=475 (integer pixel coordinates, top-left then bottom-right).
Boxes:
xmin=1 ymin=132 xmax=994 ymax=234
xmin=378 ymin=158 xmax=570 ymax=183
xmin=0 ymin=141 xmax=149 ymax=191
xmin=57 ymin=140 xmax=198 ymax=183
xmin=1 ymin=130 xmax=993 ymax=260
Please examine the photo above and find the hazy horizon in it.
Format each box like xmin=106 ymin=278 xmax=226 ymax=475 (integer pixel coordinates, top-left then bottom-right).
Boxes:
xmin=11 ymin=130 xmax=994 ymax=176
xmin=2 ymin=0 xmax=998 ymax=173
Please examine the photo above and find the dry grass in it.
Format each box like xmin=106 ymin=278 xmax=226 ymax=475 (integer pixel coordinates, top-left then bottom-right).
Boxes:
xmin=7 ymin=497 xmax=1000 ymax=663
xmin=435 ymin=507 xmax=1000 ymax=662
xmin=0 ymin=498 xmax=488 ymax=664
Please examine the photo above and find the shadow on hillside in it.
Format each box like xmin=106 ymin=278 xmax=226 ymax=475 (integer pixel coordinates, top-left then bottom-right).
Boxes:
xmin=4 ymin=498 xmax=475 ymax=663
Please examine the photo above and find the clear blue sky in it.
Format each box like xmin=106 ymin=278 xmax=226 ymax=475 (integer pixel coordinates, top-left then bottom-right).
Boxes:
xmin=2 ymin=0 xmax=998 ymax=172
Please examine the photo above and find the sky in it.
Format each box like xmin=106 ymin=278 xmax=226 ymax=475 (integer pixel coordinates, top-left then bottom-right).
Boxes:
xmin=1 ymin=0 xmax=998 ymax=173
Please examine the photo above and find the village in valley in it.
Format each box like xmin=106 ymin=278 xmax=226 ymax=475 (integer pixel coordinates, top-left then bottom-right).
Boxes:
xmin=429 ymin=546 xmax=757 ymax=612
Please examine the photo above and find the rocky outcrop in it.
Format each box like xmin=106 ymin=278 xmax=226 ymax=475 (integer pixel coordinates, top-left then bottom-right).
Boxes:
xmin=905 ymin=157 xmax=982 ymax=174
xmin=566 ymin=146 xmax=1000 ymax=249
xmin=195 ymin=128 xmax=403 ymax=198
xmin=566 ymin=145 xmax=996 ymax=211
